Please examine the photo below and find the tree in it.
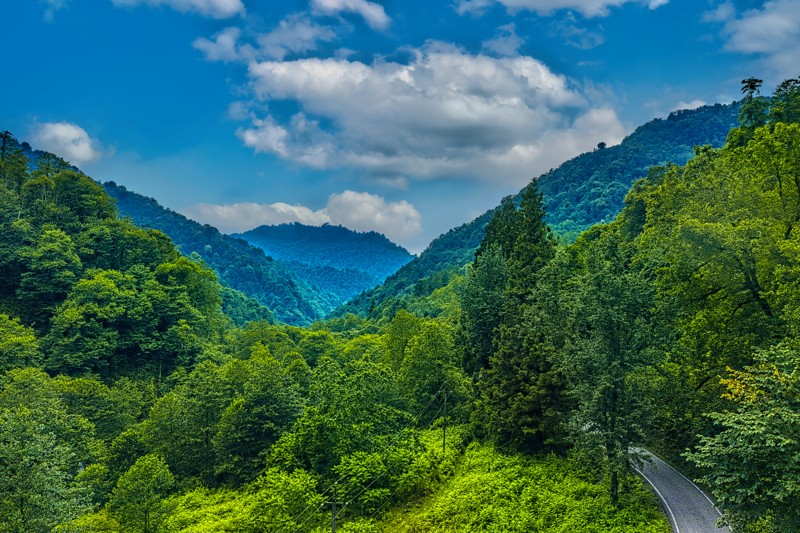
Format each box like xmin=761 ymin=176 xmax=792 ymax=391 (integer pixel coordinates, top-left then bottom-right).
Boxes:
xmin=0 ymin=132 xmax=29 ymax=195
xmin=0 ymin=313 xmax=39 ymax=371
xmin=636 ymin=125 xmax=800 ymax=453
xmin=480 ymin=296 xmax=569 ymax=452
xmin=457 ymin=243 xmax=506 ymax=374
xmin=770 ymin=77 xmax=800 ymax=125
xmin=475 ymin=196 xmax=518 ymax=260
xmin=728 ymin=77 xmax=768 ymax=146
xmin=556 ymin=229 xmax=657 ymax=504
xmin=110 ymin=454 xmax=174 ymax=533
xmin=506 ymin=180 xmax=557 ymax=302
xmin=0 ymin=369 xmax=94 ymax=532
xmin=212 ymin=351 xmax=303 ymax=484
xmin=17 ymin=226 xmax=82 ymax=327
xmin=687 ymin=343 xmax=800 ymax=532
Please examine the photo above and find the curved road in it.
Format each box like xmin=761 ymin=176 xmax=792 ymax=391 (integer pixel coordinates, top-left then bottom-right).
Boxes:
xmin=634 ymin=451 xmax=730 ymax=533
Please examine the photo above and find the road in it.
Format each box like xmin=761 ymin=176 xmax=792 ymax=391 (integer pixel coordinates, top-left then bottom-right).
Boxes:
xmin=633 ymin=450 xmax=730 ymax=533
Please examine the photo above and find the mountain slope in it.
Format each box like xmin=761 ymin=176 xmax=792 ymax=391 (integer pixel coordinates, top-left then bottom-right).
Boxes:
xmin=103 ymin=183 xmax=336 ymax=325
xmin=234 ymin=223 xmax=412 ymax=280
xmin=233 ymin=223 xmax=413 ymax=308
xmin=336 ymin=102 xmax=740 ymax=319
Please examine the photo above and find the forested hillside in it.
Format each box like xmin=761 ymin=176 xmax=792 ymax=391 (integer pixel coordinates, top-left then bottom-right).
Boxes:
xmin=0 ymin=128 xmax=668 ymax=532
xmin=235 ymin=223 xmax=413 ymax=308
xmin=104 ymin=182 xmax=337 ymax=325
xmin=235 ymin=223 xmax=412 ymax=280
xmin=537 ymin=102 xmax=739 ymax=236
xmin=1 ymin=79 xmax=797 ymax=532
xmin=338 ymin=102 xmax=739 ymax=320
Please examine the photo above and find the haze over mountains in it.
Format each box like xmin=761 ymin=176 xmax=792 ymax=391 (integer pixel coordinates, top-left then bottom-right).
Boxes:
xmin=234 ymin=223 xmax=413 ymax=307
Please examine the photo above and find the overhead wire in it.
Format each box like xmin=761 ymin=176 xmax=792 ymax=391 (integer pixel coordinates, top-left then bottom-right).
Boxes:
xmin=284 ymin=382 xmax=448 ymax=533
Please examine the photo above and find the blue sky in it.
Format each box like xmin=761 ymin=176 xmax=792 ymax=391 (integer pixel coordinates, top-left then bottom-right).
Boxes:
xmin=2 ymin=0 xmax=797 ymax=252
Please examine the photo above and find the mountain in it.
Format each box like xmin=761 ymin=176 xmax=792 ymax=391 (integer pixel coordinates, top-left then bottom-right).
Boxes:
xmin=335 ymin=102 xmax=741 ymax=319
xmin=234 ymin=223 xmax=412 ymax=279
xmin=233 ymin=223 xmax=413 ymax=307
xmin=103 ymin=183 xmax=337 ymax=326
xmin=538 ymin=102 xmax=740 ymax=237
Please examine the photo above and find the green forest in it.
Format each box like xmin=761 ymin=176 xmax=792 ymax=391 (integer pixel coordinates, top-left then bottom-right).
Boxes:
xmin=2 ymin=77 xmax=800 ymax=532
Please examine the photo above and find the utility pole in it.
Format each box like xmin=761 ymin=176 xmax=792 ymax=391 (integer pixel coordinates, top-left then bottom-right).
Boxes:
xmin=442 ymin=388 xmax=447 ymax=454
xmin=327 ymin=484 xmax=342 ymax=533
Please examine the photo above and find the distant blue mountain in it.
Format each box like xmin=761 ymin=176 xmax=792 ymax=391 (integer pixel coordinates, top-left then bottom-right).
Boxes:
xmin=234 ymin=223 xmax=414 ymax=306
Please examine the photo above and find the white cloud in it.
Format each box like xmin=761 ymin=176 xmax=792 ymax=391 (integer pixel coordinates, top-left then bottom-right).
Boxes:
xmin=30 ymin=122 xmax=103 ymax=165
xmin=41 ymin=0 xmax=68 ymax=22
xmin=111 ymin=0 xmax=244 ymax=18
xmin=552 ymin=13 xmax=605 ymax=48
xmin=194 ymin=15 xmax=338 ymax=63
xmin=193 ymin=27 xmax=242 ymax=62
xmin=182 ymin=201 xmax=330 ymax=231
xmin=482 ymin=23 xmax=525 ymax=56
xmin=672 ymin=99 xmax=707 ymax=112
xmin=325 ymin=191 xmax=422 ymax=241
xmin=236 ymin=43 xmax=626 ymax=187
xmin=256 ymin=14 xmax=338 ymax=60
xmin=455 ymin=0 xmax=669 ymax=17
xmin=311 ymin=0 xmax=390 ymax=30
xmin=238 ymin=117 xmax=291 ymax=157
xmin=703 ymin=1 xmax=734 ymax=22
xmin=180 ymin=190 xmax=422 ymax=245
xmin=710 ymin=0 xmax=800 ymax=80
xmin=456 ymin=0 xmax=494 ymax=15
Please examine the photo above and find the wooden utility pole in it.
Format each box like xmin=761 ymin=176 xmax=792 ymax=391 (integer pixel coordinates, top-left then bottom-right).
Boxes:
xmin=442 ymin=388 xmax=447 ymax=454
xmin=327 ymin=485 xmax=342 ymax=533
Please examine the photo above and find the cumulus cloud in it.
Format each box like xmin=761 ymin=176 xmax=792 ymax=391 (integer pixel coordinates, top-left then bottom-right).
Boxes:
xmin=30 ymin=122 xmax=103 ymax=165
xmin=325 ymin=191 xmax=422 ymax=241
xmin=193 ymin=27 xmax=242 ymax=62
xmin=311 ymin=0 xmax=390 ymax=30
xmin=180 ymin=190 xmax=422 ymax=245
xmin=703 ymin=1 xmax=734 ymax=23
xmin=711 ymin=0 xmax=800 ymax=79
xmin=256 ymin=14 xmax=338 ymax=60
xmin=194 ymin=15 xmax=338 ymax=63
xmin=456 ymin=0 xmax=669 ymax=17
xmin=111 ymin=0 xmax=244 ymax=18
xmin=236 ymin=43 xmax=626 ymax=187
xmin=182 ymin=201 xmax=330 ymax=231
xmin=482 ymin=23 xmax=525 ymax=56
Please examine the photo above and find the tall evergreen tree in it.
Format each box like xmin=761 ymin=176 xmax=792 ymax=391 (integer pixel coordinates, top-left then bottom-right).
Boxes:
xmin=507 ymin=180 xmax=557 ymax=302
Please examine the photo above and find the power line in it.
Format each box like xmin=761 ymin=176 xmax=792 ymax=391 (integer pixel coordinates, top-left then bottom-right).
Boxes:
xmin=339 ymin=401 xmax=447 ymax=517
xmin=284 ymin=384 xmax=448 ymax=533
xmin=348 ymin=403 xmax=449 ymax=527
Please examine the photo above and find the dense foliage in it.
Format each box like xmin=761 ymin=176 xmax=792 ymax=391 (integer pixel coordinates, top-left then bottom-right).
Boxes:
xmin=104 ymin=183 xmax=334 ymax=325
xmin=456 ymin=79 xmax=800 ymax=531
xmin=0 ymin=135 xmax=667 ymax=530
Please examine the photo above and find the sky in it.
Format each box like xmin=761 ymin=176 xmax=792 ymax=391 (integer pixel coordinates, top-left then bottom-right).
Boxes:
xmin=1 ymin=0 xmax=798 ymax=252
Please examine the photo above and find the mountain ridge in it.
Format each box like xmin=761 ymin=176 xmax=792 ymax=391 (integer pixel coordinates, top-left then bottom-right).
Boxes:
xmin=334 ymin=102 xmax=741 ymax=319
xmin=103 ymin=182 xmax=338 ymax=326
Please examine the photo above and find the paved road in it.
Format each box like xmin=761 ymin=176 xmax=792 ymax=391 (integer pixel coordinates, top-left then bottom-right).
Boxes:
xmin=634 ymin=451 xmax=730 ymax=533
